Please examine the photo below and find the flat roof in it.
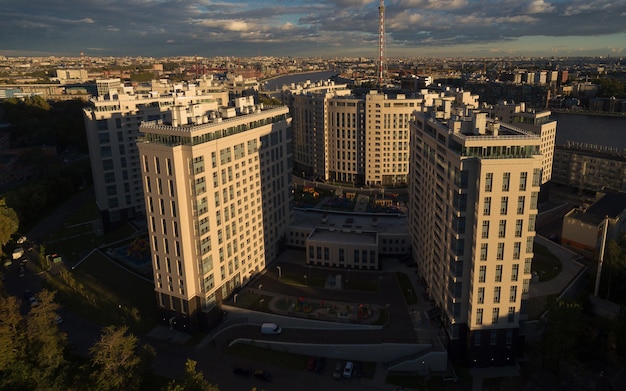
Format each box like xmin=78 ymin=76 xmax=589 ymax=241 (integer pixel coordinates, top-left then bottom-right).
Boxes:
xmin=308 ymin=228 xmax=378 ymax=245
xmin=291 ymin=208 xmax=408 ymax=236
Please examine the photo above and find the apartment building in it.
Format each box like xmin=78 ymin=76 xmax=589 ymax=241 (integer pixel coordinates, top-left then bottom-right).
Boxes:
xmin=286 ymin=83 xmax=421 ymax=186
xmin=552 ymin=141 xmax=626 ymax=193
xmin=489 ymin=101 xmax=556 ymax=184
xmin=409 ymin=102 xmax=543 ymax=366
xmin=83 ymin=77 xmax=228 ymax=227
xmin=137 ymin=100 xmax=292 ymax=328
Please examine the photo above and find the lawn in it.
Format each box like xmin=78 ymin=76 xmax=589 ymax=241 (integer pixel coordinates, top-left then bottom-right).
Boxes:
xmin=43 ymin=250 xmax=158 ymax=333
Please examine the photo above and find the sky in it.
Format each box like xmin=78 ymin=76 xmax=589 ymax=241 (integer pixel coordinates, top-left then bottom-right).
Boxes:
xmin=1 ymin=0 xmax=625 ymax=59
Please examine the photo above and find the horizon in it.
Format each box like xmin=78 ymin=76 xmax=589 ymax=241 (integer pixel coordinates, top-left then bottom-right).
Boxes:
xmin=1 ymin=1 xmax=625 ymax=59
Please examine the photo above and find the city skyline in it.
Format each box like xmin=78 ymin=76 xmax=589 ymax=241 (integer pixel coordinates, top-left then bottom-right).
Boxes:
xmin=1 ymin=0 xmax=625 ymax=59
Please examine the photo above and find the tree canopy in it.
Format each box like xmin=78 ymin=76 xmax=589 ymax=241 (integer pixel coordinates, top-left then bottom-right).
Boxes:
xmin=0 ymin=199 xmax=19 ymax=247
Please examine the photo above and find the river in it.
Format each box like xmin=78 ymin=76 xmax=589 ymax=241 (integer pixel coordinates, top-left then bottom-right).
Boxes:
xmin=552 ymin=112 xmax=626 ymax=149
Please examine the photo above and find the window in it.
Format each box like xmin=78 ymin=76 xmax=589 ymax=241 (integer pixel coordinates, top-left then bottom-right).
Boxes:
xmin=524 ymin=258 xmax=532 ymax=274
xmin=510 ymin=286 xmax=517 ymax=302
xmin=480 ymin=243 xmax=488 ymax=261
xmin=483 ymin=197 xmax=491 ymax=216
xmin=500 ymin=196 xmax=508 ymax=215
xmin=508 ymin=307 xmax=515 ymax=323
xmin=497 ymin=243 xmax=504 ymax=260
xmin=479 ymin=265 xmax=486 ymax=283
xmin=493 ymin=286 xmax=501 ymax=303
xmin=513 ymin=242 xmax=521 ymax=260
xmin=476 ymin=308 xmax=483 ymax=325
xmin=526 ymin=237 xmax=534 ymax=253
xmin=515 ymin=219 xmax=523 ymax=237
xmin=528 ymin=215 xmax=536 ymax=232
xmin=519 ymin=172 xmax=527 ymax=191
xmin=477 ymin=287 xmax=485 ymax=304
xmin=498 ymin=220 xmax=506 ymax=238
xmin=502 ymin=172 xmax=510 ymax=191
xmin=495 ymin=265 xmax=503 ymax=282
xmin=511 ymin=264 xmax=519 ymax=282
xmin=485 ymin=173 xmax=493 ymax=192
xmin=532 ymin=168 xmax=541 ymax=186
xmin=490 ymin=331 xmax=497 ymax=346
xmin=481 ymin=221 xmax=490 ymax=239
xmin=517 ymin=196 xmax=525 ymax=214
xmin=530 ymin=192 xmax=538 ymax=210
xmin=492 ymin=307 xmax=500 ymax=324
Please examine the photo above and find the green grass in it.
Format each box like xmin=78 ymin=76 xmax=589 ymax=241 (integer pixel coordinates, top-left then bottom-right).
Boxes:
xmin=43 ymin=250 xmax=158 ymax=333
xmin=396 ymin=272 xmax=418 ymax=304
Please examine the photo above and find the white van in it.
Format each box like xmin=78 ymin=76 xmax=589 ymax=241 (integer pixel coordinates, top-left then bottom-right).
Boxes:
xmin=260 ymin=322 xmax=282 ymax=334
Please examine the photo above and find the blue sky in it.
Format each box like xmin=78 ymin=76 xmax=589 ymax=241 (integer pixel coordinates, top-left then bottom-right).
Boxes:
xmin=1 ymin=0 xmax=625 ymax=58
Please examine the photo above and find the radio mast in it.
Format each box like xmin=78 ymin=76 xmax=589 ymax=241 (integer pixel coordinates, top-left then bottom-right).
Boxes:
xmin=378 ymin=0 xmax=385 ymax=88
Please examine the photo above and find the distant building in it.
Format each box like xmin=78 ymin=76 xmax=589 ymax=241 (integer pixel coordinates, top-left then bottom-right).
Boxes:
xmin=409 ymin=95 xmax=544 ymax=366
xmin=561 ymin=192 xmax=626 ymax=255
xmin=83 ymin=77 xmax=228 ymax=227
xmin=552 ymin=141 xmax=626 ymax=193
xmin=137 ymin=100 xmax=293 ymax=329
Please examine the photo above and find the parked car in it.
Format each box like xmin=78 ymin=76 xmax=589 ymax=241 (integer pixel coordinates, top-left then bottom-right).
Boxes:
xmin=18 ymin=266 xmax=25 ymax=278
xmin=306 ymin=357 xmax=316 ymax=371
xmin=343 ymin=361 xmax=354 ymax=378
xmin=315 ymin=357 xmax=326 ymax=374
xmin=353 ymin=361 xmax=363 ymax=378
xmin=254 ymin=370 xmax=272 ymax=381
xmin=333 ymin=362 xmax=343 ymax=379
xmin=233 ymin=367 xmax=250 ymax=376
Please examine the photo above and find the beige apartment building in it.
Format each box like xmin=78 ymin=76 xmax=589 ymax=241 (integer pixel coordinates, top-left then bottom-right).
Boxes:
xmin=490 ymin=101 xmax=556 ymax=184
xmin=83 ymin=77 xmax=228 ymax=227
xmin=286 ymin=83 xmax=422 ymax=186
xmin=409 ymin=103 xmax=544 ymax=366
xmin=137 ymin=102 xmax=292 ymax=328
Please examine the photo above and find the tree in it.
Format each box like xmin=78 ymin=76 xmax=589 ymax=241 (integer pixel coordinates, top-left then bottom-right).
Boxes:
xmin=89 ymin=325 xmax=154 ymax=391
xmin=25 ymin=289 xmax=68 ymax=390
xmin=0 ymin=296 xmax=26 ymax=371
xmin=542 ymin=297 xmax=582 ymax=372
xmin=163 ymin=360 xmax=220 ymax=391
xmin=0 ymin=199 xmax=19 ymax=247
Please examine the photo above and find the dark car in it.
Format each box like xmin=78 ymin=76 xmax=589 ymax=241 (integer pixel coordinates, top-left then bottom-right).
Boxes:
xmin=315 ymin=357 xmax=326 ymax=374
xmin=353 ymin=362 xmax=363 ymax=378
xmin=233 ymin=367 xmax=250 ymax=376
xmin=333 ymin=362 xmax=343 ymax=379
xmin=306 ymin=357 xmax=317 ymax=371
xmin=254 ymin=370 xmax=272 ymax=381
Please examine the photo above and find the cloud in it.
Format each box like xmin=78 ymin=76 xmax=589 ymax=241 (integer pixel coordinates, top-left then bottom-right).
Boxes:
xmin=0 ymin=0 xmax=624 ymax=57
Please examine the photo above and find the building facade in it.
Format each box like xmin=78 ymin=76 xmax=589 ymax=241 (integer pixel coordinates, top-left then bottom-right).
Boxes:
xmin=489 ymin=101 xmax=556 ymax=184
xmin=137 ymin=101 xmax=292 ymax=329
xmin=409 ymin=101 xmax=544 ymax=366
xmin=285 ymin=83 xmax=422 ymax=186
xmin=552 ymin=141 xmax=626 ymax=193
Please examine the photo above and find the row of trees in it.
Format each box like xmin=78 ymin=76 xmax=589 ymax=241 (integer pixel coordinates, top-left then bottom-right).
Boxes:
xmin=0 ymin=289 xmax=219 ymax=391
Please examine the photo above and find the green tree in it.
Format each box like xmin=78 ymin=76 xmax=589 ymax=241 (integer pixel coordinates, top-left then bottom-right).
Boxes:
xmin=542 ymin=297 xmax=582 ymax=372
xmin=163 ymin=359 xmax=220 ymax=391
xmin=26 ymin=290 xmax=68 ymax=390
xmin=0 ymin=296 xmax=26 ymax=371
xmin=0 ymin=199 xmax=19 ymax=247
xmin=89 ymin=325 xmax=154 ymax=391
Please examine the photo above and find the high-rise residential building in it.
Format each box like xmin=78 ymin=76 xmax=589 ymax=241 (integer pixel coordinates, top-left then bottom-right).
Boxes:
xmin=409 ymin=94 xmax=544 ymax=366
xmin=286 ymin=83 xmax=421 ymax=186
xmin=489 ymin=102 xmax=556 ymax=185
xmin=137 ymin=99 xmax=292 ymax=329
xmin=83 ymin=77 xmax=228 ymax=227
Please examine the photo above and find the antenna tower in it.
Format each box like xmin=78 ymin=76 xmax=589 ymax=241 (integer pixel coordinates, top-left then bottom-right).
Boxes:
xmin=378 ymin=0 xmax=385 ymax=88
